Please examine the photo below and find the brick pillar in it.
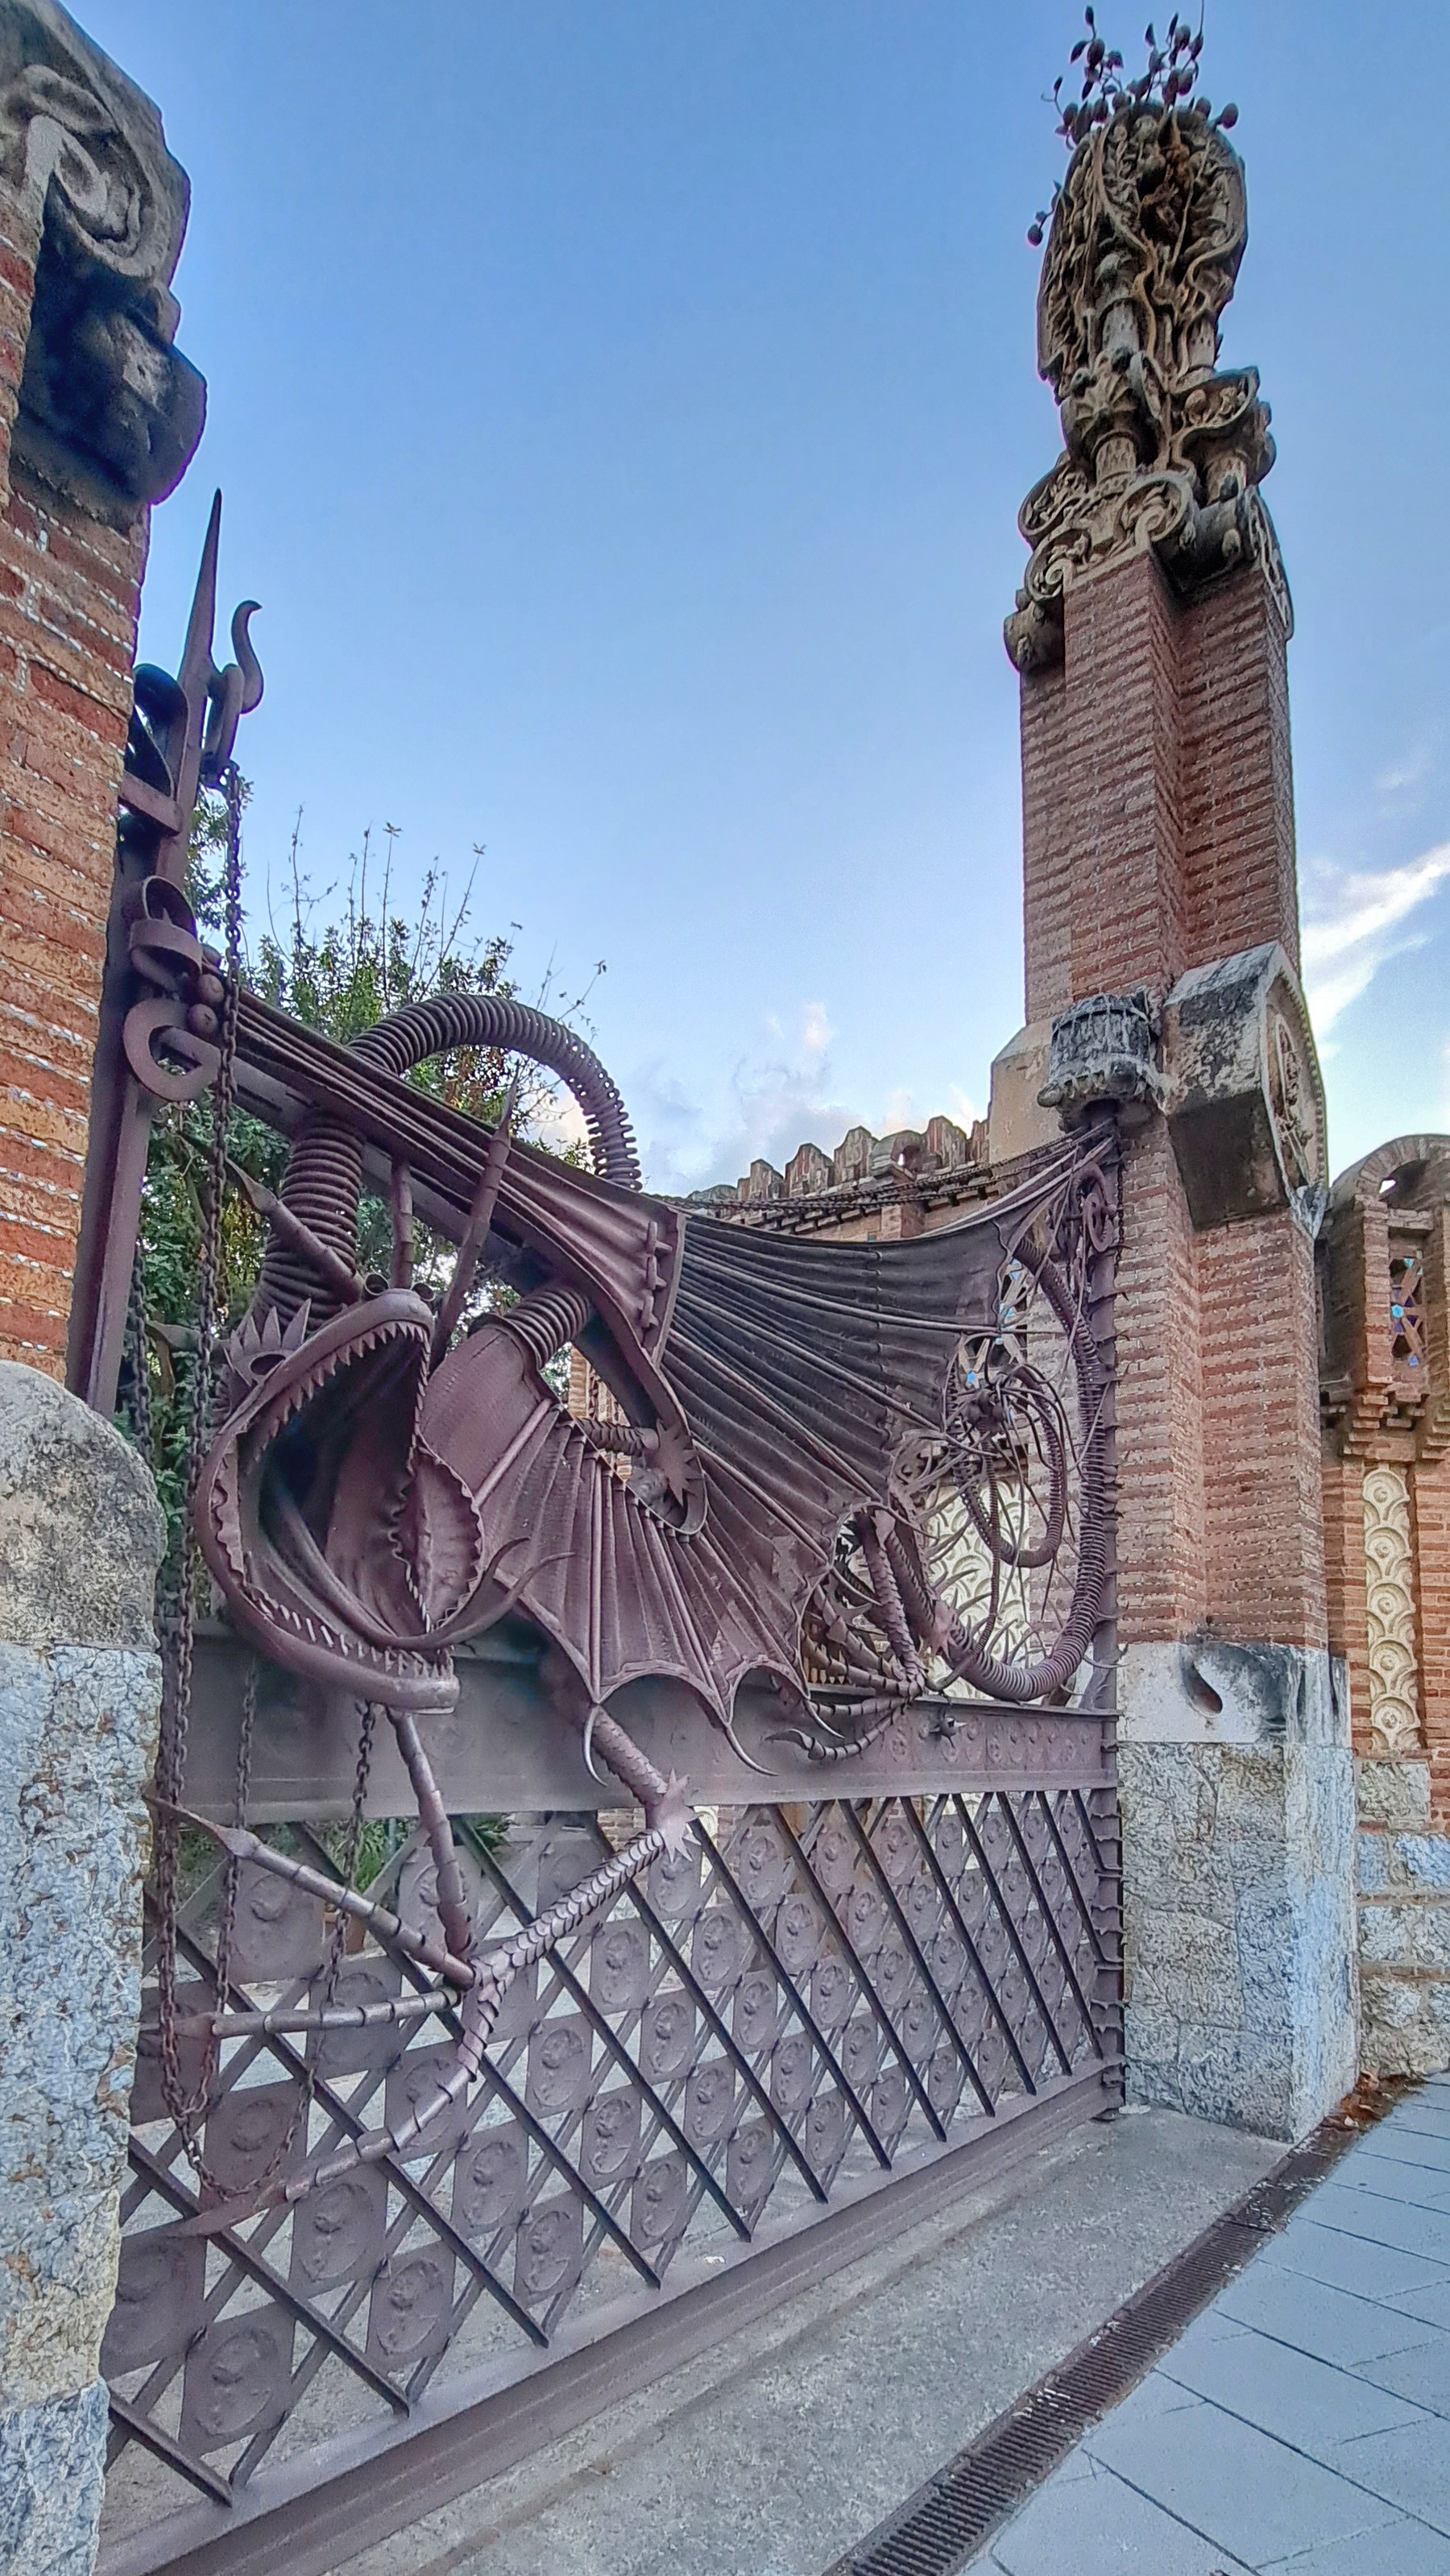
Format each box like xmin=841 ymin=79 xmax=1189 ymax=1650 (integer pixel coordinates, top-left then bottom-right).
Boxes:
xmin=0 ymin=0 xmax=205 ymax=1379
xmin=997 ymin=91 xmax=1355 ymax=2137
xmin=1320 ymin=1141 xmax=1450 ymax=2077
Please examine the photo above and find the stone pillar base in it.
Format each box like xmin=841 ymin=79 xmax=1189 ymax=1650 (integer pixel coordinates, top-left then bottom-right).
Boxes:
xmin=0 ymin=1366 xmax=164 ymax=2576
xmin=0 ymin=2383 xmax=108 ymax=2576
xmin=1119 ymin=1641 xmax=1358 ymax=2139
xmin=1357 ymin=1758 xmax=1450 ymax=2078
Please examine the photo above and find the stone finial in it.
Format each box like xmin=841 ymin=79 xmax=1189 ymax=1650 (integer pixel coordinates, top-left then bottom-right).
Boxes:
xmin=1006 ymin=34 xmax=1289 ymax=672
xmin=0 ymin=0 xmax=205 ymax=516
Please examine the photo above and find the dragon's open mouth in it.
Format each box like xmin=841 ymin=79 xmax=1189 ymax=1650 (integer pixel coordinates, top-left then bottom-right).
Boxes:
xmin=196 ymin=1290 xmax=487 ymax=1709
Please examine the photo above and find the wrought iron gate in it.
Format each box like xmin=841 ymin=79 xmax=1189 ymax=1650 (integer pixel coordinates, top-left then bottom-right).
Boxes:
xmin=99 ymin=1704 xmax=1120 ymax=2576
xmin=87 ymin=524 xmax=1125 ymax=2576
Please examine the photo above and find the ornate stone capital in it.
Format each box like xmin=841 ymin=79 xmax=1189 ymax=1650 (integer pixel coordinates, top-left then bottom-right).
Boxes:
xmin=1006 ymin=97 xmax=1290 ymax=670
xmin=1162 ymin=944 xmax=1328 ymax=1236
xmin=1038 ymin=988 xmax=1164 ymax=1123
xmin=0 ymin=0 xmax=205 ymax=518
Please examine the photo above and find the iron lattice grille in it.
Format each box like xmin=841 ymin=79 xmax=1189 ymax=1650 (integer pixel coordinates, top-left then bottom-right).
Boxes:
xmin=101 ymin=1762 xmax=1121 ymax=2553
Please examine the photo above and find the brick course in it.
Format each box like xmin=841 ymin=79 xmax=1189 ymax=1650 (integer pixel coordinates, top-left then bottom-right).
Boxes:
xmin=0 ymin=176 xmax=149 ymax=1377
xmin=1021 ymin=553 xmax=1321 ymax=1654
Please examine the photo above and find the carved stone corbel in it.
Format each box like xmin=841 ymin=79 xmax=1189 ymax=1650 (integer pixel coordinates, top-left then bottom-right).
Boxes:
xmin=0 ymin=0 xmax=205 ymax=519
xmin=1161 ymin=943 xmax=1327 ymax=1235
xmin=1038 ymin=988 xmax=1164 ymax=1124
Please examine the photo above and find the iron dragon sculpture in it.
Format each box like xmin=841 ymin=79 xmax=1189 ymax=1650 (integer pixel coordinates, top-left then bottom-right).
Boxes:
xmin=161 ymin=973 xmax=1113 ymax=2207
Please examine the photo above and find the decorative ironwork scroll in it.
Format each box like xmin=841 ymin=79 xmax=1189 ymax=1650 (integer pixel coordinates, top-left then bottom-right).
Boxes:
xmin=68 ymin=491 xmax=262 ymax=1413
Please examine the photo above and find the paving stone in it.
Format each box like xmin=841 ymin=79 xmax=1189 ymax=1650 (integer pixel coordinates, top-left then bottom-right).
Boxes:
xmin=1156 ymin=2317 xmax=1429 ymax=2454
xmin=1379 ymin=2104 xmax=1450 ymax=2144
xmin=1096 ymin=2369 xmax=1204 ymax=2427
xmin=1336 ymin=2160 xmax=1450 ymax=2215
xmin=985 ymin=2452 xmax=1251 ymax=2575
xmin=1216 ymin=2262 xmax=1431 ymax=2366
xmin=1300 ymin=2180 xmax=1450 ymax=2263
xmin=342 ymin=2108 xmax=1282 ymax=2576
xmin=1083 ymin=2393 xmax=1402 ymax=2562
xmin=1328 ymin=2414 xmax=1450 ymax=2537
xmin=1383 ymin=2280 xmax=1450 ymax=2333
xmin=1266 ymin=2213 xmax=1450 ymax=2302
xmin=1257 ymin=2524 xmax=1450 ymax=2574
xmin=1351 ymin=2339 xmax=1450 ymax=2419
xmin=1357 ymin=2131 xmax=1450 ymax=2176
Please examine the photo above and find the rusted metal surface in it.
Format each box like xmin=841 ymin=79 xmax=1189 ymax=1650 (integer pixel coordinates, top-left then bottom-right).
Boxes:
xmin=101 ymin=1750 xmax=1121 ymax=2576
xmin=139 ymin=942 xmax=1118 ymax=2215
xmin=67 ymin=492 xmax=262 ymax=1414
xmin=80 ymin=593 xmax=1122 ymax=2566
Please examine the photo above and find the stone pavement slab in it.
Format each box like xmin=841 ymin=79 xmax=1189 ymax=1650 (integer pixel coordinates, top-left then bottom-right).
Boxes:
xmin=334 ymin=2106 xmax=1278 ymax=2576
xmin=969 ymin=2085 xmax=1450 ymax=2576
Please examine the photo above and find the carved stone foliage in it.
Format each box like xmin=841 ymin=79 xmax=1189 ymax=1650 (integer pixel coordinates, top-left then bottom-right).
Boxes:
xmin=1161 ymin=943 xmax=1328 ymax=1236
xmin=0 ymin=0 xmax=205 ymax=516
xmin=1006 ymin=102 xmax=1289 ymax=670
xmin=1362 ymin=1464 xmax=1421 ymax=1757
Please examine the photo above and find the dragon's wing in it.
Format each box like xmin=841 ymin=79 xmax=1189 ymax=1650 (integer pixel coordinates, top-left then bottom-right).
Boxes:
xmin=420 ymin=1153 xmax=1075 ymax=1719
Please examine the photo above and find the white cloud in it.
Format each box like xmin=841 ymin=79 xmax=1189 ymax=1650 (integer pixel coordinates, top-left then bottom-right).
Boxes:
xmin=800 ymin=1000 xmax=832 ymax=1059
xmin=635 ymin=1002 xmax=985 ymax=1195
xmin=1374 ymin=736 xmax=1437 ymax=801
xmin=529 ymin=1086 xmax=591 ymax=1158
xmin=1301 ymin=843 xmax=1450 ymax=1041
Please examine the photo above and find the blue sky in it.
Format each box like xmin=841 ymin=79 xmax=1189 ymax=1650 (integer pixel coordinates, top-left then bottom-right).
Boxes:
xmin=82 ymin=0 xmax=1450 ymax=1191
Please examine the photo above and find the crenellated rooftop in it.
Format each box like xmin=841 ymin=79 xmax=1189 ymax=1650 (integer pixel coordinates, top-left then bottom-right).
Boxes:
xmin=687 ymin=1111 xmax=992 ymax=1234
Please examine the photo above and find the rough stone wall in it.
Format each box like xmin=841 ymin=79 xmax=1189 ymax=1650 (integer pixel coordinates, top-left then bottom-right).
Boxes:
xmin=1355 ymin=1758 xmax=1450 ymax=2078
xmin=0 ymin=1361 xmax=164 ymax=2576
xmin=1121 ymin=1721 xmax=1356 ymax=2139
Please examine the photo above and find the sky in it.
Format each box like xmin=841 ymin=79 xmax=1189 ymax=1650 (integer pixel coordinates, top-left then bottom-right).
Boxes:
xmin=79 ymin=0 xmax=1450 ymax=1193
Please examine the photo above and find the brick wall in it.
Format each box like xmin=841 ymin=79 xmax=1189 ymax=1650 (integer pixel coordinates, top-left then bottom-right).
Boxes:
xmin=0 ymin=462 xmax=144 ymax=1374
xmin=0 ymin=31 xmax=203 ymax=1392
xmin=1021 ymin=555 xmax=1297 ymax=1029
xmin=1179 ymin=569 xmax=1299 ymax=977
xmin=1322 ymin=1153 xmax=1450 ymax=1829
xmin=1114 ymin=1114 xmax=1205 ymax=1647
xmin=1021 ymin=551 xmax=1321 ymax=1657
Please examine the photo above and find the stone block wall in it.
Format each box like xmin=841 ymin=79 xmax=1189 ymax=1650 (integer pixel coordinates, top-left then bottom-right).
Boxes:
xmin=0 ymin=1361 xmax=164 ymax=2576
xmin=1355 ymin=1758 xmax=1450 ymax=2077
